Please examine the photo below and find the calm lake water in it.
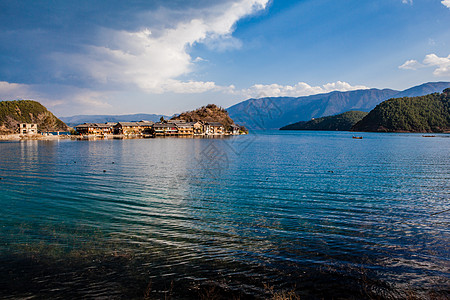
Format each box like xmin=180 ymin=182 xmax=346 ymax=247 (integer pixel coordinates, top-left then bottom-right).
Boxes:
xmin=0 ymin=131 xmax=449 ymax=299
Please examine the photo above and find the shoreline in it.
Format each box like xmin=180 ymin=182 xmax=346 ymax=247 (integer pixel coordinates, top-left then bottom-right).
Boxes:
xmin=0 ymin=134 xmax=73 ymax=141
xmin=0 ymin=133 xmax=246 ymax=141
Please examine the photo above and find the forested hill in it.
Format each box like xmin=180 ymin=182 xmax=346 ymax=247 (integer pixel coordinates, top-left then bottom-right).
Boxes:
xmin=280 ymin=111 xmax=368 ymax=131
xmin=0 ymin=100 xmax=68 ymax=134
xmin=171 ymin=104 xmax=238 ymax=130
xmin=352 ymin=89 xmax=450 ymax=133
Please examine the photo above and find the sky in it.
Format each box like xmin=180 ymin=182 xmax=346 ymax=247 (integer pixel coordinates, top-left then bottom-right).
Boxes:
xmin=0 ymin=0 xmax=449 ymax=117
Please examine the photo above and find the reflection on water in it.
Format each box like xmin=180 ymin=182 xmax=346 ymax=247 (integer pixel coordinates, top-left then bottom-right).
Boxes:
xmin=0 ymin=132 xmax=449 ymax=299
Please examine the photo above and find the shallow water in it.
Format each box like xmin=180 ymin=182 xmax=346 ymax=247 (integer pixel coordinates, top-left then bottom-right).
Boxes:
xmin=0 ymin=131 xmax=449 ymax=299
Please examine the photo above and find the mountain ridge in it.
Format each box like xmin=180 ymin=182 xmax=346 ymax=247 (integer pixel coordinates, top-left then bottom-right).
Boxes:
xmin=227 ymin=82 xmax=450 ymax=129
xmin=227 ymin=88 xmax=399 ymax=130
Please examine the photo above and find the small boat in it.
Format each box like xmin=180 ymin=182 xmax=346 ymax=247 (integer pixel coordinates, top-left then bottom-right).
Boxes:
xmin=422 ymin=135 xmax=436 ymax=137
xmin=352 ymin=136 xmax=363 ymax=139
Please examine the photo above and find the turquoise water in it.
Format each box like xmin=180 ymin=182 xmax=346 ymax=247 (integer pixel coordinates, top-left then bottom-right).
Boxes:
xmin=0 ymin=131 xmax=449 ymax=299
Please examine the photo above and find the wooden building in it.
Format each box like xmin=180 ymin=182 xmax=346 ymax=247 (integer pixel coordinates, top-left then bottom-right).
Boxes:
xmin=75 ymin=123 xmax=114 ymax=135
xmin=152 ymin=122 xmax=178 ymax=136
xmin=230 ymin=124 xmax=240 ymax=135
xmin=176 ymin=122 xmax=195 ymax=135
xmin=193 ymin=121 xmax=204 ymax=135
xmin=113 ymin=121 xmax=154 ymax=135
xmin=204 ymin=122 xmax=224 ymax=135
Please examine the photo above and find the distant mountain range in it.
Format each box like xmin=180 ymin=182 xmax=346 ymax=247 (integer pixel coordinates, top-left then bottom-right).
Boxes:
xmin=60 ymin=113 xmax=171 ymax=127
xmin=227 ymin=82 xmax=450 ymax=129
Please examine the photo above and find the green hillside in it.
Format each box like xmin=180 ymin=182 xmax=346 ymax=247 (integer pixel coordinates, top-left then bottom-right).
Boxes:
xmin=280 ymin=111 xmax=368 ymax=131
xmin=352 ymin=89 xmax=450 ymax=132
xmin=0 ymin=100 xmax=68 ymax=134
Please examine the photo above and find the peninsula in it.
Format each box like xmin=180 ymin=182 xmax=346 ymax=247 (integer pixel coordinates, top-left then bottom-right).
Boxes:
xmin=73 ymin=104 xmax=246 ymax=138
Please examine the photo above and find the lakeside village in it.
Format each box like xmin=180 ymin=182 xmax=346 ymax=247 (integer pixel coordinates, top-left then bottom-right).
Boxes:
xmin=75 ymin=119 xmax=246 ymax=138
xmin=16 ymin=119 xmax=246 ymax=139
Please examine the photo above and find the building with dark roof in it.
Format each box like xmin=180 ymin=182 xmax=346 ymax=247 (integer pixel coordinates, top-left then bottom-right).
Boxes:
xmin=113 ymin=121 xmax=154 ymax=135
xmin=152 ymin=122 xmax=178 ymax=136
xmin=75 ymin=123 xmax=114 ymax=135
xmin=204 ymin=122 xmax=224 ymax=135
xmin=176 ymin=122 xmax=195 ymax=135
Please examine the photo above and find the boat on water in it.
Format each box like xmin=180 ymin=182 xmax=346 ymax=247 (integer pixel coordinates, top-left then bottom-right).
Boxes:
xmin=352 ymin=136 xmax=363 ymax=139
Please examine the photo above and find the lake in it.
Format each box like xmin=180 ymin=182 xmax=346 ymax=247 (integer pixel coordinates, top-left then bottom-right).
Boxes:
xmin=0 ymin=131 xmax=449 ymax=299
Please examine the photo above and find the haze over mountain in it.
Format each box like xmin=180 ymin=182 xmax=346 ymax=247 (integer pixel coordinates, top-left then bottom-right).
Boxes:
xmin=227 ymin=82 xmax=450 ymax=130
xmin=60 ymin=114 xmax=171 ymax=127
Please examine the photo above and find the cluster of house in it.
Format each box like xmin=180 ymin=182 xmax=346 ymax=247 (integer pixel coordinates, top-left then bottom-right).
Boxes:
xmin=74 ymin=120 xmax=242 ymax=137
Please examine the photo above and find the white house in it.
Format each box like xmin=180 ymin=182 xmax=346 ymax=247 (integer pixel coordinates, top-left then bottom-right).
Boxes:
xmin=18 ymin=123 xmax=38 ymax=135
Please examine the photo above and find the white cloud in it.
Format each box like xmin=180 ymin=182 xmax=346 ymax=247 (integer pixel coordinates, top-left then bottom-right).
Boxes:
xmin=402 ymin=0 xmax=413 ymax=4
xmin=398 ymin=59 xmax=422 ymax=70
xmin=193 ymin=57 xmax=207 ymax=63
xmin=203 ymin=35 xmax=243 ymax=52
xmin=50 ymin=0 xmax=269 ymax=94
xmin=160 ymin=80 xmax=217 ymax=94
xmin=237 ymin=81 xmax=369 ymax=99
xmin=423 ymin=54 xmax=450 ymax=76
xmin=399 ymin=54 xmax=450 ymax=76
xmin=442 ymin=0 xmax=450 ymax=9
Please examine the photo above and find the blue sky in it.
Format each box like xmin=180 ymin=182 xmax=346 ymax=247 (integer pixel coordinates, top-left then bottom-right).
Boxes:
xmin=0 ymin=0 xmax=449 ymax=117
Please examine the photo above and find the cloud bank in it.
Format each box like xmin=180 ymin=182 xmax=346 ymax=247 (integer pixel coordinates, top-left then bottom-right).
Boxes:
xmin=442 ymin=0 xmax=450 ymax=9
xmin=238 ymin=81 xmax=369 ymax=99
xmin=0 ymin=1 xmax=376 ymax=116
xmin=50 ymin=0 xmax=269 ymax=94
